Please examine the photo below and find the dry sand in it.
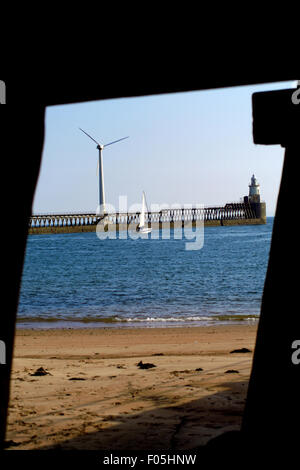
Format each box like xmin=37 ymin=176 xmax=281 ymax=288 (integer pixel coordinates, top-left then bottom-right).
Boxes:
xmin=5 ymin=324 xmax=258 ymax=450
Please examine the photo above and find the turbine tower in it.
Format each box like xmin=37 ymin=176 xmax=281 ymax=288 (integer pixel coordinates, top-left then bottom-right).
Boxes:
xmin=79 ymin=128 xmax=129 ymax=216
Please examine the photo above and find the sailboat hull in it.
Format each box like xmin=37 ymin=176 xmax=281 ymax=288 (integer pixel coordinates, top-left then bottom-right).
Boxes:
xmin=137 ymin=227 xmax=152 ymax=234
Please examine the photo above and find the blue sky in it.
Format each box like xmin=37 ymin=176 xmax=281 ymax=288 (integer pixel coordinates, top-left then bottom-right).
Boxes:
xmin=33 ymin=80 xmax=296 ymax=216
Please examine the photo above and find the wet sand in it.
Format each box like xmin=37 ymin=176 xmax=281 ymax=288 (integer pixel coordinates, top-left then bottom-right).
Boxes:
xmin=5 ymin=324 xmax=258 ymax=450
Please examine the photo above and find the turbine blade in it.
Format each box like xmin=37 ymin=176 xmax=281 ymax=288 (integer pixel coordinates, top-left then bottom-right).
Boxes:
xmin=79 ymin=128 xmax=101 ymax=146
xmin=104 ymin=136 xmax=129 ymax=147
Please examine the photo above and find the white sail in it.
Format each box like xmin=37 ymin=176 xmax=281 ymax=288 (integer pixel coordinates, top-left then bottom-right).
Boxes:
xmin=138 ymin=191 xmax=152 ymax=234
xmin=140 ymin=192 xmax=146 ymax=228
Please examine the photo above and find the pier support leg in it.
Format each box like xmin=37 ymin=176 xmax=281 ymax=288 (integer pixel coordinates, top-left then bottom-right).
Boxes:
xmin=241 ymin=88 xmax=300 ymax=454
xmin=0 ymin=106 xmax=45 ymax=448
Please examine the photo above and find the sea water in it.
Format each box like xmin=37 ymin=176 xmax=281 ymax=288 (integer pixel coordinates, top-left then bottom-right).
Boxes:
xmin=17 ymin=218 xmax=273 ymax=328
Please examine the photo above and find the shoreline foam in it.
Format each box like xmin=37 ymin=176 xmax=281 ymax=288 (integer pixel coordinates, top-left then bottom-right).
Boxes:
xmin=16 ymin=314 xmax=260 ymax=329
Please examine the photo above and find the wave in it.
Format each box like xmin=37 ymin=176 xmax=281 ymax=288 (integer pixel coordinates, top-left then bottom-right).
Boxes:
xmin=16 ymin=313 xmax=259 ymax=325
xmin=16 ymin=315 xmax=125 ymax=324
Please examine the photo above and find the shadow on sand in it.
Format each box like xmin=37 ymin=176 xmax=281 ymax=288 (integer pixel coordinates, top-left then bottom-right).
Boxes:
xmin=31 ymin=378 xmax=248 ymax=452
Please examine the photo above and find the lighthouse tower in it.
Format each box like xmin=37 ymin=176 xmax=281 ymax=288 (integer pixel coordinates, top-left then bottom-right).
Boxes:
xmin=248 ymin=174 xmax=260 ymax=203
xmin=243 ymin=174 xmax=266 ymax=223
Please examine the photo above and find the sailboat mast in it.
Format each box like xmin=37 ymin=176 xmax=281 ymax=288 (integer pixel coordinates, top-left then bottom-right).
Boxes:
xmin=140 ymin=192 xmax=145 ymax=228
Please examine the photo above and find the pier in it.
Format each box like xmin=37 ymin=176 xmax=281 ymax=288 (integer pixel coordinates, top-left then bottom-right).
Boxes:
xmin=28 ymin=202 xmax=266 ymax=235
xmin=28 ymin=175 xmax=267 ymax=235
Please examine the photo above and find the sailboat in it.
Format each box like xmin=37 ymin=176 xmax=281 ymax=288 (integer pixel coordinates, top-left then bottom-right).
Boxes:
xmin=137 ymin=191 xmax=152 ymax=234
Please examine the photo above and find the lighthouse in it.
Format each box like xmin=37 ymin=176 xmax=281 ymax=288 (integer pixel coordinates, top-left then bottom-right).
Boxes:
xmin=243 ymin=174 xmax=266 ymax=223
xmin=248 ymin=174 xmax=260 ymax=203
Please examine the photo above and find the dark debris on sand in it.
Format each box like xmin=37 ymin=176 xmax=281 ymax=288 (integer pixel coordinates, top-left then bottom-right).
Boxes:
xmin=3 ymin=440 xmax=21 ymax=448
xmin=137 ymin=361 xmax=156 ymax=369
xmin=30 ymin=367 xmax=52 ymax=376
xmin=230 ymin=348 xmax=251 ymax=354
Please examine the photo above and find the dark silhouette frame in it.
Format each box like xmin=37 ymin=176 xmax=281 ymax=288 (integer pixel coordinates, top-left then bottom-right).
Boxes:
xmin=1 ymin=76 xmax=299 ymax=459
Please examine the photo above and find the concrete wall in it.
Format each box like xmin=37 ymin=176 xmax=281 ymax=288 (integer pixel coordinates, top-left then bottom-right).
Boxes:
xmin=250 ymin=202 xmax=267 ymax=223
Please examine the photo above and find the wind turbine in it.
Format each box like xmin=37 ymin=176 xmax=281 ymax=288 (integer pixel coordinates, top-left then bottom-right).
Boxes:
xmin=79 ymin=128 xmax=129 ymax=216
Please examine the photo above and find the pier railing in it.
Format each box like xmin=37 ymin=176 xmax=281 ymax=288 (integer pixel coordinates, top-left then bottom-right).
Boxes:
xmin=29 ymin=203 xmax=257 ymax=228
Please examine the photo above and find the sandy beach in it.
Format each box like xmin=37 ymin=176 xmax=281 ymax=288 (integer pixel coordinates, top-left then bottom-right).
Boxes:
xmin=5 ymin=324 xmax=258 ymax=450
